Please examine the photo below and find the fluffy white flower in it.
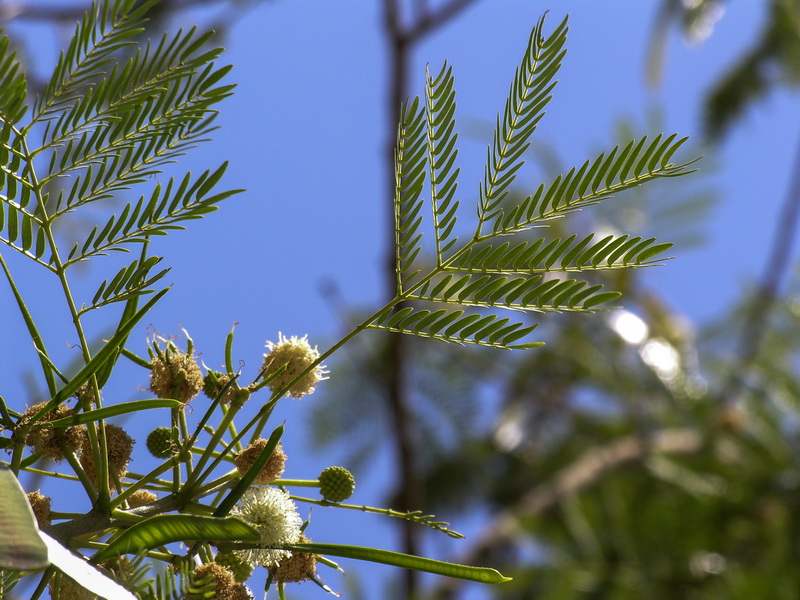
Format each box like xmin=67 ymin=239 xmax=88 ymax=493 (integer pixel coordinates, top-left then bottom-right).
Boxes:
xmin=230 ymin=487 xmax=302 ymax=568
xmin=261 ymin=333 xmax=328 ymax=399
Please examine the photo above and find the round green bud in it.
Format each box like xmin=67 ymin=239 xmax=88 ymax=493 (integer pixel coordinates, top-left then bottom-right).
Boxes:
xmin=319 ymin=466 xmax=355 ymax=503
xmin=146 ymin=427 xmax=173 ymax=459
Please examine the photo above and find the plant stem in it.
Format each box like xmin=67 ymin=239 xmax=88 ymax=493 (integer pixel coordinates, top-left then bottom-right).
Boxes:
xmin=10 ymin=442 xmax=27 ymax=476
xmin=124 ymin=471 xmax=174 ymax=488
xmin=275 ymin=479 xmax=320 ymax=488
xmin=179 ymin=409 xmax=193 ymax=479
xmin=50 ymin=512 xmax=85 ymax=520
xmin=221 ymin=404 xmax=243 ymax=454
xmin=189 ymin=446 xmax=234 ymax=462
xmin=59 ymin=440 xmax=98 ymax=502
xmin=29 ymin=567 xmax=55 ymax=600
xmin=193 ymin=471 xmax=238 ymax=497
xmin=183 ymin=401 xmax=242 ymax=493
xmin=23 ymin=132 xmax=111 ymax=511
xmin=110 ymin=456 xmax=181 ymax=510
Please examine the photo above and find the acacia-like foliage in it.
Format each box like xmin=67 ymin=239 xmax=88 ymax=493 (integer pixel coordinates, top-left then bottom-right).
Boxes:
xmin=0 ymin=4 xmax=699 ymax=599
xmin=0 ymin=0 xmax=238 ymax=308
xmin=370 ymin=14 xmax=696 ymax=349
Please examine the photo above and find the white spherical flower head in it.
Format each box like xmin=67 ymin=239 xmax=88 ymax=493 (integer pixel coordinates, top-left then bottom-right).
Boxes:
xmin=261 ymin=333 xmax=328 ymax=399
xmin=231 ymin=487 xmax=303 ymax=568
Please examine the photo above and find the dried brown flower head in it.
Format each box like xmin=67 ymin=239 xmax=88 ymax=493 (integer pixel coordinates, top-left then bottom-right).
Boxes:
xmin=27 ymin=490 xmax=52 ymax=528
xmin=74 ymin=384 xmax=98 ymax=409
xmin=188 ymin=563 xmax=253 ymax=600
xmin=150 ymin=350 xmax=203 ymax=404
xmin=79 ymin=424 xmax=134 ymax=491
xmin=16 ymin=402 xmax=86 ymax=462
xmin=268 ymin=534 xmax=317 ymax=584
xmin=234 ymin=439 xmax=286 ymax=484
xmin=127 ymin=490 xmax=157 ymax=508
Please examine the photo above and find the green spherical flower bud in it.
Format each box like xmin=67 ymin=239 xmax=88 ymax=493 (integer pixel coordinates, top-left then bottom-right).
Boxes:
xmin=146 ymin=427 xmax=173 ymax=459
xmin=319 ymin=466 xmax=355 ymax=503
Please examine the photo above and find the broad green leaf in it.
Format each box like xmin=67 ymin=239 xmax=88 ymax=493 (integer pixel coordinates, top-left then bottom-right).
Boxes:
xmin=0 ymin=464 xmax=49 ymax=570
xmin=91 ymin=515 xmax=260 ymax=563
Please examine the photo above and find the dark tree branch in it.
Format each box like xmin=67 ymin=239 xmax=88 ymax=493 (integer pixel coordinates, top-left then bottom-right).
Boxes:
xmin=381 ymin=1 xmax=480 ymax=598
xmin=382 ymin=1 xmax=421 ymax=597
xmin=404 ymin=0 xmax=479 ymax=44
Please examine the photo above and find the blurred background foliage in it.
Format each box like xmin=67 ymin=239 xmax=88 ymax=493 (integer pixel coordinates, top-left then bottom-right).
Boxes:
xmin=5 ymin=0 xmax=800 ymax=599
xmin=314 ymin=0 xmax=800 ymax=598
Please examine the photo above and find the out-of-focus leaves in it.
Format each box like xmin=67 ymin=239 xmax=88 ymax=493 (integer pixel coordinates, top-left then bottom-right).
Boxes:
xmin=704 ymin=0 xmax=800 ymax=141
xmin=646 ymin=0 xmax=726 ymax=87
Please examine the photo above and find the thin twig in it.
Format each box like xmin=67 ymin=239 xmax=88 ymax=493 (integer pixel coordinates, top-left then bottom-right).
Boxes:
xmin=404 ymin=0 xmax=479 ymax=44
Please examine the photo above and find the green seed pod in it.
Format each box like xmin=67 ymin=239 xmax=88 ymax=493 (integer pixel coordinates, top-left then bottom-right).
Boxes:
xmin=319 ymin=466 xmax=355 ymax=503
xmin=146 ymin=427 xmax=173 ymax=459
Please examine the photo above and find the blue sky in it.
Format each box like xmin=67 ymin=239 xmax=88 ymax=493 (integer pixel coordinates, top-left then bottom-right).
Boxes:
xmin=3 ymin=1 xmax=799 ymax=598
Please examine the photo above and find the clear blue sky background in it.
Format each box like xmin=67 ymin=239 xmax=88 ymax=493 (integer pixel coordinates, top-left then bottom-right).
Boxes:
xmin=3 ymin=1 xmax=799 ymax=599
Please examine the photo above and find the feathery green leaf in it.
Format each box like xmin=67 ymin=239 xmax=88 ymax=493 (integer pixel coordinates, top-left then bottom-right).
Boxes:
xmin=370 ymin=303 xmax=542 ymax=349
xmin=491 ymin=133 xmax=697 ymax=234
xmin=394 ymin=97 xmax=428 ymax=291
xmin=452 ymin=235 xmax=673 ymax=273
xmin=477 ymin=14 xmax=568 ymax=231
xmin=65 ymin=164 xmax=241 ymax=266
xmin=426 ymin=62 xmax=461 ymax=264
xmin=0 ymin=33 xmax=27 ymax=124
